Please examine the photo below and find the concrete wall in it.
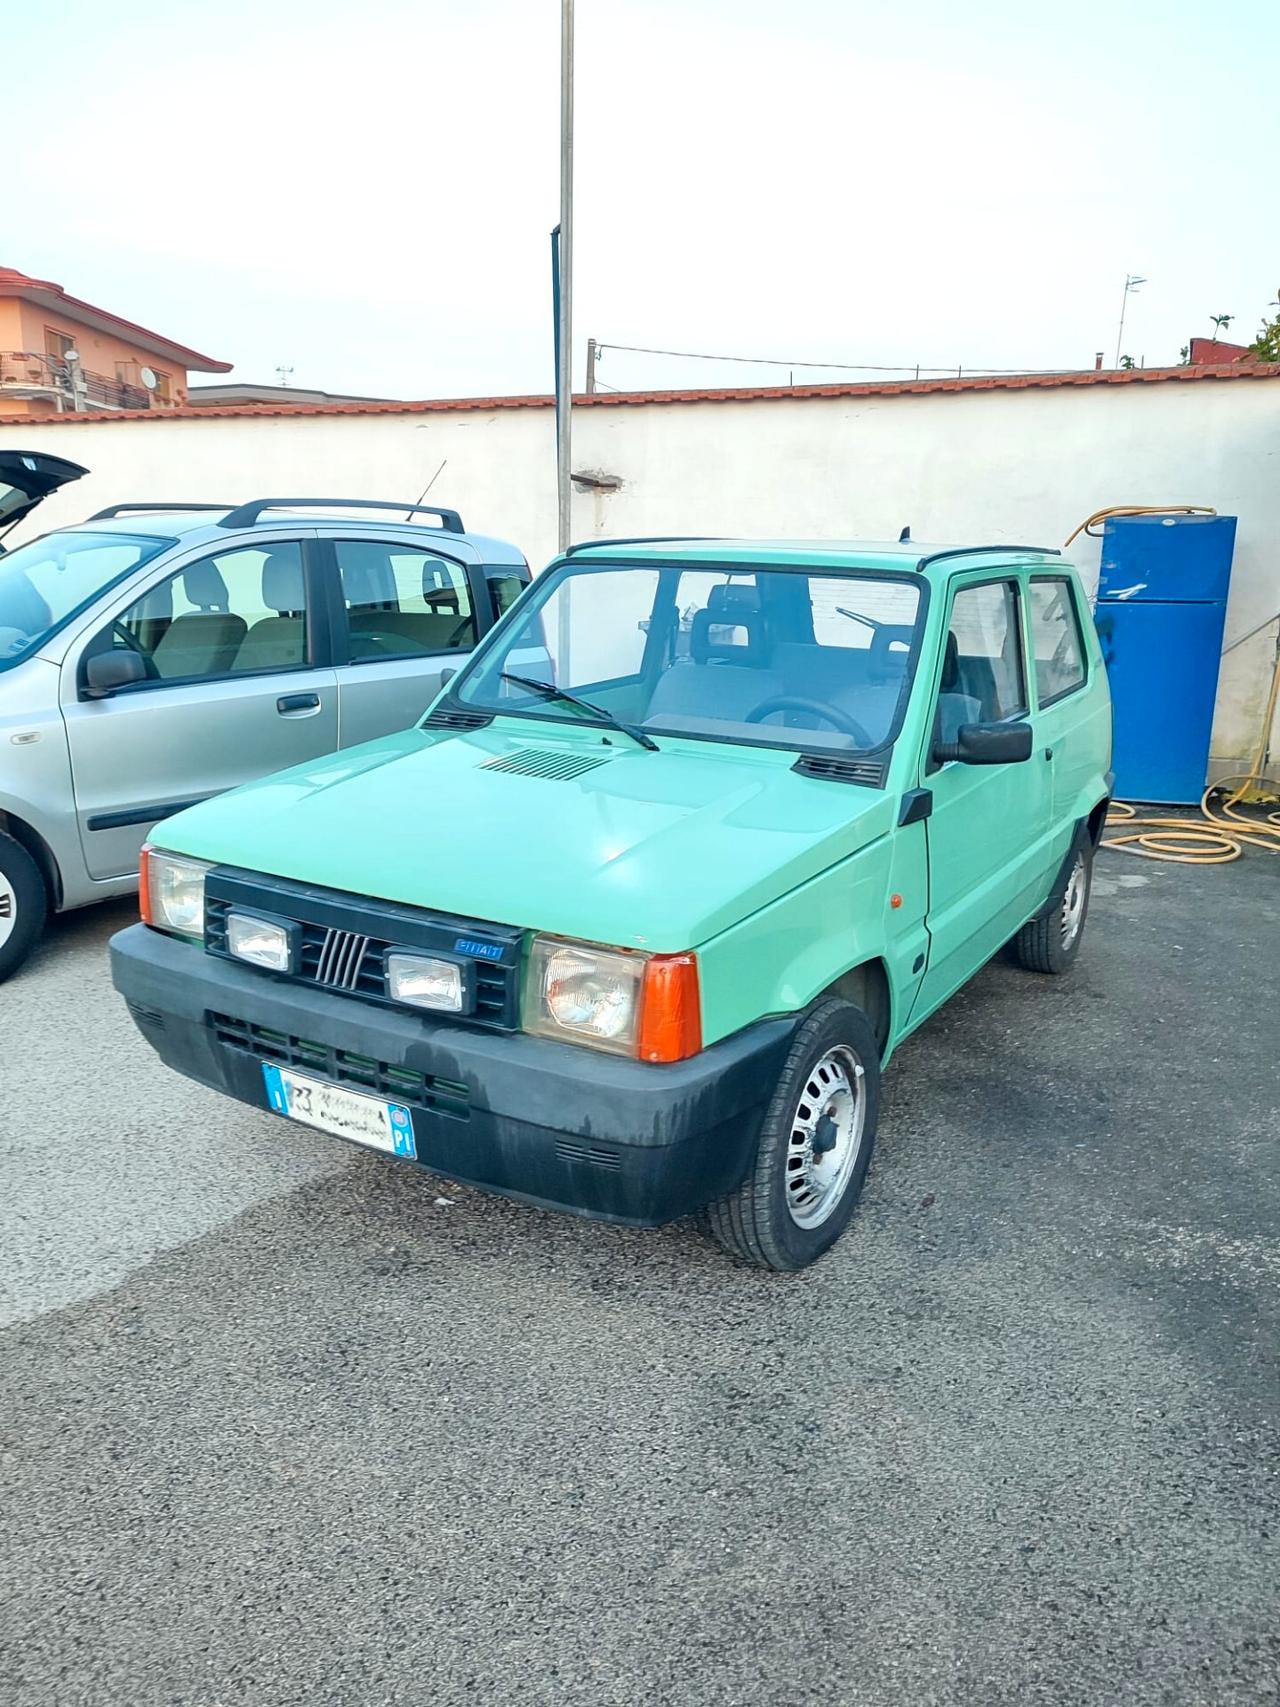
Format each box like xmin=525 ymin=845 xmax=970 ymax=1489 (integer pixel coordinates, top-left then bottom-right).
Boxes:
xmin=4 ymin=375 xmax=1277 ymax=768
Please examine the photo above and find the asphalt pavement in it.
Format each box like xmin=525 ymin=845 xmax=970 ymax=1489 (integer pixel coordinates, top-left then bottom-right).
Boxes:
xmin=2 ymin=854 xmax=1277 ymax=1707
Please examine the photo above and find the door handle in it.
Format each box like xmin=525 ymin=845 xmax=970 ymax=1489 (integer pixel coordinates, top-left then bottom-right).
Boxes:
xmin=1044 ymin=746 xmax=1054 ymax=761
xmin=277 ymin=692 xmax=321 ymax=716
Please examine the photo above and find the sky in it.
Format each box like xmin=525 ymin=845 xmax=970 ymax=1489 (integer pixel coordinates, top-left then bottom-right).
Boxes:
xmin=9 ymin=0 xmax=1278 ymax=398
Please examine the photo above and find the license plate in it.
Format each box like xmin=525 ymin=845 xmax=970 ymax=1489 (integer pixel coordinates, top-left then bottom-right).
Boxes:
xmin=261 ymin=1062 xmax=416 ymax=1159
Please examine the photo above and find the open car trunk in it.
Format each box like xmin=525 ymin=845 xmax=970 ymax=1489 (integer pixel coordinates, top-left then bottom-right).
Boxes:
xmin=0 ymin=450 xmax=89 ymax=550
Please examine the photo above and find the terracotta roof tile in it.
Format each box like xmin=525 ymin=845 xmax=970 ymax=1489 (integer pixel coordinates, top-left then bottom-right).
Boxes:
xmin=1 ymin=361 xmax=1276 ymax=425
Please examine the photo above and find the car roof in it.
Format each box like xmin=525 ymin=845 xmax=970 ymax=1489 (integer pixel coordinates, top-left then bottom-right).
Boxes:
xmin=49 ymin=509 xmax=523 ymax=561
xmin=566 ymin=537 xmax=1065 ymax=579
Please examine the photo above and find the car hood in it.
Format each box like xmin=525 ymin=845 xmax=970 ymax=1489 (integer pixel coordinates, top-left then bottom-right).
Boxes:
xmin=156 ymin=722 xmax=895 ymax=951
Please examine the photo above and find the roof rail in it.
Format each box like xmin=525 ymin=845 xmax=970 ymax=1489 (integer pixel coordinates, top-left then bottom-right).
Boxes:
xmin=916 ymin=543 xmax=1061 ymax=569
xmin=89 ymin=503 xmax=232 ymax=520
xmin=564 ymin=534 xmax=718 ymax=557
xmin=217 ymin=497 xmax=465 ymax=533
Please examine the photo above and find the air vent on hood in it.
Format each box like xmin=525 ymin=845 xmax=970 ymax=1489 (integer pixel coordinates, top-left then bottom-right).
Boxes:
xmin=422 ymin=706 xmax=493 ymax=731
xmin=480 ymin=747 xmax=613 ymax=781
xmin=792 ymin=753 xmax=888 ymax=787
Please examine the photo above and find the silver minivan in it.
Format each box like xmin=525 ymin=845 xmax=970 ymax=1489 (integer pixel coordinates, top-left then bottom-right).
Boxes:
xmin=0 ymin=455 xmax=530 ymax=980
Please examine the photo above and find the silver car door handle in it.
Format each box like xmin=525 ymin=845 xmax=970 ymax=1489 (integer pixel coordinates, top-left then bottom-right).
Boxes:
xmin=277 ymin=692 xmax=322 ymax=717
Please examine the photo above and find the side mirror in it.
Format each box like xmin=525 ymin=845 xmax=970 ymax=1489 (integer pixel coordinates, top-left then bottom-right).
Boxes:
xmin=84 ymin=649 xmax=147 ymax=698
xmin=439 ymin=667 xmax=457 ymax=687
xmin=934 ymin=719 xmax=1033 ymax=766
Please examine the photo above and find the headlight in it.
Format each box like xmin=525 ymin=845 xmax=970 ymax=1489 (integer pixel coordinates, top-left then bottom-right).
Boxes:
xmin=386 ymin=951 xmax=468 ymax=1013
xmin=140 ymin=846 xmax=212 ymax=941
xmin=525 ymin=935 xmax=701 ymax=1062
xmin=226 ymin=912 xmax=293 ymax=973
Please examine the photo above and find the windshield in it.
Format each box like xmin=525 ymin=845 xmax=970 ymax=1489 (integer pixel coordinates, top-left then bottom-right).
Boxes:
xmin=452 ymin=559 xmax=925 ymax=755
xmin=0 ymin=530 xmax=174 ymax=671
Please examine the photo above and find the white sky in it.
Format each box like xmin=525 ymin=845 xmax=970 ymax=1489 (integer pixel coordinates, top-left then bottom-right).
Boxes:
xmin=10 ymin=0 xmax=1278 ymax=397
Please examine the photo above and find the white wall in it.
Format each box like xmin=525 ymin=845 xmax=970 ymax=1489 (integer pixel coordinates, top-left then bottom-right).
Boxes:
xmin=6 ymin=376 xmax=1278 ymax=768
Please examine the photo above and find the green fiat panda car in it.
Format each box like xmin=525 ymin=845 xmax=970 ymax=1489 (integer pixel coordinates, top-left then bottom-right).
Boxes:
xmin=111 ymin=537 xmax=1112 ymax=1270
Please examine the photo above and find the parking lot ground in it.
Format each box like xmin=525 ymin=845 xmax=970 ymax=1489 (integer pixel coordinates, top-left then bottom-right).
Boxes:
xmin=2 ymin=850 xmax=1278 ymax=1707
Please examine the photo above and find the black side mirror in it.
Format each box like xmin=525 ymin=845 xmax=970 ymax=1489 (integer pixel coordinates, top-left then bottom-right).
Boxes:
xmin=934 ymin=720 xmax=1033 ymax=766
xmin=84 ymin=649 xmax=147 ymax=698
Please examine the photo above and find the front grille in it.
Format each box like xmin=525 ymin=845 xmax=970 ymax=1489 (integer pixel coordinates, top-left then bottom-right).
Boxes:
xmin=204 ymin=868 xmax=521 ymax=1029
xmin=211 ymin=1012 xmax=471 ymax=1118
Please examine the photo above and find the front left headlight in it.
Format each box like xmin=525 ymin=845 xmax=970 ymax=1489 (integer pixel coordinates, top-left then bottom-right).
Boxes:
xmin=140 ymin=845 xmax=212 ymax=941
xmin=526 ymin=937 xmax=644 ymax=1054
xmin=525 ymin=934 xmax=702 ymax=1062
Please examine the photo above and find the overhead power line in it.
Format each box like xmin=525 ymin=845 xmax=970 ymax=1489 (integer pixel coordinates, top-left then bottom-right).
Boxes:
xmin=592 ymin=341 xmax=1071 ymax=380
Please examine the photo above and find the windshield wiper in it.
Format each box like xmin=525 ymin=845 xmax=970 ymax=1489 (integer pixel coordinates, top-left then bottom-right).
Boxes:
xmin=499 ymin=672 xmax=658 ymax=752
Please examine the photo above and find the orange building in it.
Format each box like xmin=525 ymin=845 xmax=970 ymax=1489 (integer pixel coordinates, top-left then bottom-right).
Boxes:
xmin=0 ymin=266 xmax=230 ymax=416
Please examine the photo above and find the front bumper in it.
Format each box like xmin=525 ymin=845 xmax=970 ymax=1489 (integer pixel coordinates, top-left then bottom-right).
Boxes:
xmin=110 ymin=924 xmax=797 ymax=1227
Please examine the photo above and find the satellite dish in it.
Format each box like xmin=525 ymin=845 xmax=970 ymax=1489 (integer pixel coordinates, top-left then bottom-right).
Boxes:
xmin=140 ymin=367 xmax=158 ymax=390
xmin=64 ymin=349 xmax=80 ymax=364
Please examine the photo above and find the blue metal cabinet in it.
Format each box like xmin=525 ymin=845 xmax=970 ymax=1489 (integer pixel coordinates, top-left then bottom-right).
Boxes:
xmin=1095 ymin=514 xmax=1236 ymax=803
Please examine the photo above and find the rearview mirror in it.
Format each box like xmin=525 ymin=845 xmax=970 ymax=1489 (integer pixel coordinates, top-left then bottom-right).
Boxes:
xmin=84 ymin=649 xmax=147 ymax=698
xmin=934 ymin=720 xmax=1033 ymax=766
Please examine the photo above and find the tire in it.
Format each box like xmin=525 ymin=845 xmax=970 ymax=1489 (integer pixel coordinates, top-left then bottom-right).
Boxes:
xmin=0 ymin=831 xmax=48 ymax=984
xmin=701 ymin=998 xmax=881 ymax=1271
xmin=1011 ymin=830 xmax=1093 ymax=975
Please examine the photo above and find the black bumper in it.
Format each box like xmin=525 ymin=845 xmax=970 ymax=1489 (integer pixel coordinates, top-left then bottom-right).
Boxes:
xmin=109 ymin=924 xmax=797 ymax=1227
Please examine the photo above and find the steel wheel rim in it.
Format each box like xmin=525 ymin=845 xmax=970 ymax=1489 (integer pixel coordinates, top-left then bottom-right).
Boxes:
xmin=784 ymin=1044 xmax=866 ymax=1229
xmin=1060 ymin=854 xmax=1087 ymax=948
xmin=0 ymin=870 xmax=15 ymax=950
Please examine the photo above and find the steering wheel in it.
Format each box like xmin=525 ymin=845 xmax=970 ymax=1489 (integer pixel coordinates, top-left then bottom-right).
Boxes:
xmin=745 ymin=695 xmax=873 ymax=745
xmin=111 ymin=620 xmax=161 ymax=679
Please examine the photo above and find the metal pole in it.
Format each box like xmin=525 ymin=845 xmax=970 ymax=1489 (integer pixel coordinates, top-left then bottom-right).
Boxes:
xmin=586 ymin=336 xmax=597 ymax=395
xmin=556 ymin=0 xmax=574 ymax=553
xmin=1114 ymin=277 xmax=1128 ymax=369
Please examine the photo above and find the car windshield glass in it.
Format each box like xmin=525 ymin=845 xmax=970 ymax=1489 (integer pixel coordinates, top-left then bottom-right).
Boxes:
xmin=451 ymin=559 xmax=924 ymax=755
xmin=0 ymin=530 xmax=174 ymax=672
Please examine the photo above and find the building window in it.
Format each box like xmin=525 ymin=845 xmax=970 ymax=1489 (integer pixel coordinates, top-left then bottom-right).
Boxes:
xmin=44 ymin=327 xmax=76 ymax=364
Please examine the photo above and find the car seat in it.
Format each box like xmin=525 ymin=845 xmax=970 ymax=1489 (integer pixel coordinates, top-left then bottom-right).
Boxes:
xmin=936 ymin=631 xmax=983 ymax=742
xmin=646 ymin=602 xmax=782 ymax=722
xmin=151 ymin=559 xmax=247 ymax=679
xmin=234 ymin=548 xmax=308 ymax=672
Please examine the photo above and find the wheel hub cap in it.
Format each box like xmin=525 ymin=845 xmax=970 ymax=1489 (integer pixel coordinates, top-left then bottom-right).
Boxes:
xmin=0 ymin=871 xmax=15 ymax=951
xmin=785 ymin=1045 xmax=867 ymax=1230
xmin=1061 ymin=855 xmax=1087 ymax=948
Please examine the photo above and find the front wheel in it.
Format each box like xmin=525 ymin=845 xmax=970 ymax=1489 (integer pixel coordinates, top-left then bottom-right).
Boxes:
xmin=1011 ymin=832 xmax=1093 ymax=975
xmin=701 ymin=998 xmax=881 ymax=1271
xmin=0 ymin=832 xmax=48 ymax=983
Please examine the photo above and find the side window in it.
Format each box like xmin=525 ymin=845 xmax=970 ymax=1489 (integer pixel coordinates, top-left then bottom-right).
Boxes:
xmin=939 ymin=581 xmax=1026 ymax=740
xmin=486 ymin=568 xmax=529 ymax=621
xmin=109 ymin=541 xmax=310 ymax=681
xmin=1030 ymin=578 xmax=1087 ymax=704
xmin=335 ymin=541 xmax=476 ymax=661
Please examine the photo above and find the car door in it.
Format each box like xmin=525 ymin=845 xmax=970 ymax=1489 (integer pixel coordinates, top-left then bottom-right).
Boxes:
xmin=1028 ymin=574 xmax=1099 ymax=839
xmin=324 ymin=535 xmax=493 ymax=748
xmin=910 ymin=574 xmax=1051 ymax=1021
xmin=60 ymin=534 xmax=339 ymax=880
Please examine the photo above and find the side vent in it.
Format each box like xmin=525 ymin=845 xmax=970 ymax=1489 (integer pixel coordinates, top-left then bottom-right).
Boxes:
xmin=555 ymin=1138 xmax=623 ymax=1171
xmin=792 ymin=753 xmax=888 ymax=787
xmin=480 ymin=747 xmax=612 ymax=781
xmin=422 ymin=706 xmax=493 ymax=731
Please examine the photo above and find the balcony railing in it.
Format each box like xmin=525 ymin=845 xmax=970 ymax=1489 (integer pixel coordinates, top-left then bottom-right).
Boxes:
xmin=0 ymin=351 xmax=153 ymax=411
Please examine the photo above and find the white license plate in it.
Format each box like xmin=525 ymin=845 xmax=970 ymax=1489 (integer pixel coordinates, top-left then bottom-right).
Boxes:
xmin=261 ymin=1062 xmax=416 ymax=1159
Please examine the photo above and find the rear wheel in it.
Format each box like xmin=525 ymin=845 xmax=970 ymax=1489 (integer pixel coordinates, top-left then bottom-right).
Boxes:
xmin=0 ymin=832 xmax=48 ymax=983
xmin=701 ymin=998 xmax=880 ymax=1271
xmin=1011 ymin=832 xmax=1093 ymax=975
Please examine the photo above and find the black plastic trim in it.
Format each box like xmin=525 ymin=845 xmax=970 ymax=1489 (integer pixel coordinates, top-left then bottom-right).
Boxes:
xmin=916 ymin=544 xmax=1061 ymax=569
xmin=898 ymin=787 xmax=933 ymax=825
xmin=87 ymin=796 xmax=211 ymax=831
xmin=89 ymin=503 xmax=232 ymax=520
xmin=218 ymin=498 xmax=465 ymax=532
